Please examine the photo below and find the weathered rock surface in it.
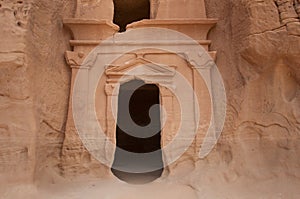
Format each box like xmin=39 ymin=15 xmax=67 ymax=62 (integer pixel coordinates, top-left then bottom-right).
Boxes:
xmin=26 ymin=0 xmax=75 ymax=181
xmin=0 ymin=0 xmax=299 ymax=198
xmin=0 ymin=0 xmax=35 ymax=184
xmin=0 ymin=0 xmax=75 ymax=184
xmin=196 ymin=0 xmax=300 ymax=197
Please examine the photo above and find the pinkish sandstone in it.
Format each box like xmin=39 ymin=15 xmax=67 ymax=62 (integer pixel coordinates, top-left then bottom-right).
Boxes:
xmin=0 ymin=0 xmax=299 ymax=198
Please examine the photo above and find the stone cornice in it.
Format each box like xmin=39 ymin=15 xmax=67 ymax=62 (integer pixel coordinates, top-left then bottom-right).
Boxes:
xmin=127 ymin=19 xmax=218 ymax=40
xmin=63 ymin=18 xmax=119 ymax=40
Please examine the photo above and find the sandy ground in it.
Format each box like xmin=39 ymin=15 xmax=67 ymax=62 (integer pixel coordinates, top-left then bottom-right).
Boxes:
xmin=39 ymin=180 xmax=198 ymax=199
xmin=1 ymin=172 xmax=300 ymax=199
xmin=2 ymin=177 xmax=300 ymax=199
xmin=0 ymin=178 xmax=198 ymax=199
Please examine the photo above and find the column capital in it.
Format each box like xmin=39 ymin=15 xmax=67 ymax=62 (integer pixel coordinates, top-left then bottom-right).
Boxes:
xmin=65 ymin=51 xmax=85 ymax=68
xmin=105 ymin=84 xmax=119 ymax=96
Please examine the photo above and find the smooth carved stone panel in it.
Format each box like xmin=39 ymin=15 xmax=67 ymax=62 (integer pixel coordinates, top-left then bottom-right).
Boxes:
xmin=76 ymin=0 xmax=114 ymax=20
xmin=155 ymin=0 xmax=207 ymax=19
xmin=127 ymin=19 xmax=217 ymax=41
xmin=63 ymin=19 xmax=119 ymax=41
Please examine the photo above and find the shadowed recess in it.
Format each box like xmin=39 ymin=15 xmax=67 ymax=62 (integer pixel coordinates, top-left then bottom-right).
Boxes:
xmin=111 ymin=80 xmax=163 ymax=184
xmin=113 ymin=0 xmax=150 ymax=32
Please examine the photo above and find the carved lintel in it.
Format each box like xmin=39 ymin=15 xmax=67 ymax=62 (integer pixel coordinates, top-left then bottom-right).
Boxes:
xmin=65 ymin=51 xmax=85 ymax=68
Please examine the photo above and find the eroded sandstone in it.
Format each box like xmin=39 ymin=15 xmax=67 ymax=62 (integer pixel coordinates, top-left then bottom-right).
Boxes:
xmin=0 ymin=0 xmax=299 ymax=198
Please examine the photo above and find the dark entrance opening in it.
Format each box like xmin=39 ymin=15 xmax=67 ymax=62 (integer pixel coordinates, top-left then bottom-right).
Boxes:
xmin=111 ymin=80 xmax=163 ymax=184
xmin=113 ymin=0 xmax=150 ymax=32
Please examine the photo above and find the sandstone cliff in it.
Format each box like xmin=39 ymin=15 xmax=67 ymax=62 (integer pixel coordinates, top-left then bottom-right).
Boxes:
xmin=0 ymin=0 xmax=299 ymax=198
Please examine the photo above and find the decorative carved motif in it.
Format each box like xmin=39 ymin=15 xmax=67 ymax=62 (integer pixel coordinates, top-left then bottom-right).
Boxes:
xmin=65 ymin=51 xmax=85 ymax=68
xmin=105 ymin=84 xmax=119 ymax=96
xmin=105 ymin=55 xmax=176 ymax=84
xmin=106 ymin=60 xmax=175 ymax=76
xmin=182 ymin=51 xmax=215 ymax=70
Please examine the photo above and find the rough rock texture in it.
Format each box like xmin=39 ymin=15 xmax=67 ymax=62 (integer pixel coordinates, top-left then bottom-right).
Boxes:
xmin=187 ymin=0 xmax=300 ymax=197
xmin=0 ymin=0 xmax=36 ymax=184
xmin=26 ymin=0 xmax=75 ymax=182
xmin=0 ymin=0 xmax=299 ymax=198
xmin=0 ymin=0 xmax=75 ymax=185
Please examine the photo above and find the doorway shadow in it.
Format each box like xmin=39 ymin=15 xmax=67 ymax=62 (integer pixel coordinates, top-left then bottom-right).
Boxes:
xmin=111 ymin=80 xmax=164 ymax=184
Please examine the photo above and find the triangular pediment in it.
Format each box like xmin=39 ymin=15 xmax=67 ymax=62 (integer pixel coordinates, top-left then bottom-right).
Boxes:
xmin=105 ymin=57 xmax=175 ymax=77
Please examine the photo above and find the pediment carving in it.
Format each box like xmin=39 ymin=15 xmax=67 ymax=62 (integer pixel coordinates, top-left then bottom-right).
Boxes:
xmin=105 ymin=57 xmax=176 ymax=78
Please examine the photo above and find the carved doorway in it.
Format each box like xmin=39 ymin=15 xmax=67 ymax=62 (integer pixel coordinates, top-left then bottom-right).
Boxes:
xmin=111 ymin=80 xmax=164 ymax=184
